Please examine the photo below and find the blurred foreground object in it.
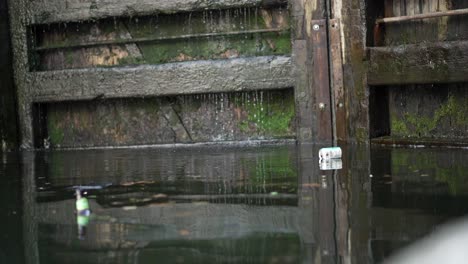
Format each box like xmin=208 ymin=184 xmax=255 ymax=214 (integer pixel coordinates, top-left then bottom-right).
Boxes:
xmin=384 ymin=218 xmax=468 ymax=264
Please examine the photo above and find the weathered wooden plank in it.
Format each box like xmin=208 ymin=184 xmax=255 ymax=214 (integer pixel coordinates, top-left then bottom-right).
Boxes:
xmin=291 ymin=0 xmax=328 ymax=143
xmin=407 ymin=0 xmax=415 ymax=15
xmin=35 ymin=29 xmax=289 ymax=52
xmin=8 ymin=0 xmax=35 ymax=149
xmin=29 ymin=0 xmax=288 ymax=25
xmin=311 ymin=19 xmax=332 ymax=143
xmin=422 ymin=0 xmax=431 ymax=13
xmin=31 ymin=56 xmax=293 ymax=102
xmin=337 ymin=0 xmax=369 ymax=143
xmin=329 ymin=19 xmax=347 ymax=142
xmin=394 ymin=0 xmax=401 ymax=16
xmin=0 ymin=1 xmax=18 ymax=150
xmin=376 ymin=8 xmax=468 ymax=24
xmin=368 ymin=41 xmax=468 ymax=85
xmin=385 ymin=0 xmax=395 ymax=17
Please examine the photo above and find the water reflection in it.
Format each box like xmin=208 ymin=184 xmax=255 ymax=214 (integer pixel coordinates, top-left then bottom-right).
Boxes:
xmin=0 ymin=145 xmax=467 ymax=263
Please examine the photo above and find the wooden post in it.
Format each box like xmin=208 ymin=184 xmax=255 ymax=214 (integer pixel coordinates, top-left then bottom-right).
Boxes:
xmin=333 ymin=0 xmax=369 ymax=143
xmin=0 ymin=0 xmax=18 ymax=150
xmin=329 ymin=19 xmax=347 ymax=142
xmin=292 ymin=0 xmax=334 ymax=144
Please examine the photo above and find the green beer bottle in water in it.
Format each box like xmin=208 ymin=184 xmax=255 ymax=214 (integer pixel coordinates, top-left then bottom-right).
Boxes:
xmin=75 ymin=189 xmax=90 ymax=214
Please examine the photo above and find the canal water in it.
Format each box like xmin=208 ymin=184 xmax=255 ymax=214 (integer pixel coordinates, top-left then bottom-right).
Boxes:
xmin=0 ymin=144 xmax=467 ymax=263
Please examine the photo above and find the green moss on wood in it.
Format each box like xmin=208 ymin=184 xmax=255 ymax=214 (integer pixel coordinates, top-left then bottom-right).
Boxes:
xmin=355 ymin=127 xmax=368 ymax=143
xmin=132 ymin=32 xmax=291 ymax=65
xmin=48 ymin=111 xmax=65 ymax=146
xmin=238 ymin=92 xmax=295 ymax=137
xmin=391 ymin=95 xmax=468 ymax=138
xmin=36 ymin=7 xmax=291 ymax=70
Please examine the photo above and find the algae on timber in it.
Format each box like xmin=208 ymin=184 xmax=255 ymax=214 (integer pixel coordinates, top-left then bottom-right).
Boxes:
xmin=391 ymin=94 xmax=468 ymax=139
xmin=237 ymin=91 xmax=295 ymax=137
xmin=33 ymin=7 xmax=291 ymax=71
xmin=43 ymin=90 xmax=296 ymax=149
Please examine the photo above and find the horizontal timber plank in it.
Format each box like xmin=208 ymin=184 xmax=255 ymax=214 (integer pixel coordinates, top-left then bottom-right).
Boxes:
xmin=367 ymin=41 xmax=468 ymax=85
xmin=30 ymin=0 xmax=288 ymax=25
xmin=31 ymin=56 xmax=294 ymax=102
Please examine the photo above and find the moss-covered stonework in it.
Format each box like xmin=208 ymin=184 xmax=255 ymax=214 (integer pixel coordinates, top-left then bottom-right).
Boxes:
xmin=33 ymin=7 xmax=291 ymax=71
xmin=389 ymin=84 xmax=468 ymax=140
xmin=43 ymin=89 xmax=295 ymax=148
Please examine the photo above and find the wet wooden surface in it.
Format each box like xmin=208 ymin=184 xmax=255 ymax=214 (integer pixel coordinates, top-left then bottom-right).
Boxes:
xmin=339 ymin=0 xmax=369 ymax=143
xmin=329 ymin=19 xmax=347 ymax=142
xmin=368 ymin=41 xmax=468 ymax=85
xmin=311 ymin=19 xmax=332 ymax=143
xmin=29 ymin=0 xmax=289 ymax=25
xmin=0 ymin=0 xmax=17 ymax=150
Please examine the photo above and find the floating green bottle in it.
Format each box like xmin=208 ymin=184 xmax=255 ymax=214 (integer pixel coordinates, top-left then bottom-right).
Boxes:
xmin=75 ymin=189 xmax=90 ymax=213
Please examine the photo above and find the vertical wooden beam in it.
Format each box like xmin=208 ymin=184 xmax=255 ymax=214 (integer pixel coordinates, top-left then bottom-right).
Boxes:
xmin=292 ymin=0 xmax=333 ymax=144
xmin=407 ymin=0 xmax=416 ymax=15
xmin=311 ymin=19 xmax=333 ymax=143
xmin=394 ymin=0 xmax=402 ymax=16
xmin=8 ymin=0 xmax=34 ymax=149
xmin=329 ymin=19 xmax=347 ymax=142
xmin=422 ymin=0 xmax=430 ymax=13
xmin=385 ymin=0 xmax=395 ymax=17
xmin=337 ymin=0 xmax=369 ymax=143
xmin=291 ymin=0 xmax=314 ymax=142
xmin=0 ymin=0 xmax=18 ymax=150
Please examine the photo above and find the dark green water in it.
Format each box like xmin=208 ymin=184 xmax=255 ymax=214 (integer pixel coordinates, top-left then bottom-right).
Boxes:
xmin=1 ymin=144 xmax=468 ymax=263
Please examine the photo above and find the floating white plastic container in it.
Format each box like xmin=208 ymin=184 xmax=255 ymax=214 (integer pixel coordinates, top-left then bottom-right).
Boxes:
xmin=319 ymin=159 xmax=343 ymax=170
xmin=319 ymin=147 xmax=342 ymax=161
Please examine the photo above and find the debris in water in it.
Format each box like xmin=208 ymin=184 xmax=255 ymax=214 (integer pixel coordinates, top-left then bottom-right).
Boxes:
xmin=319 ymin=147 xmax=342 ymax=161
xmin=270 ymin=191 xmax=279 ymax=196
xmin=75 ymin=189 xmax=91 ymax=240
xmin=319 ymin=159 xmax=342 ymax=170
xmin=153 ymin=193 xmax=168 ymax=199
xmin=319 ymin=147 xmax=342 ymax=171
xmin=75 ymin=189 xmax=90 ymax=215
